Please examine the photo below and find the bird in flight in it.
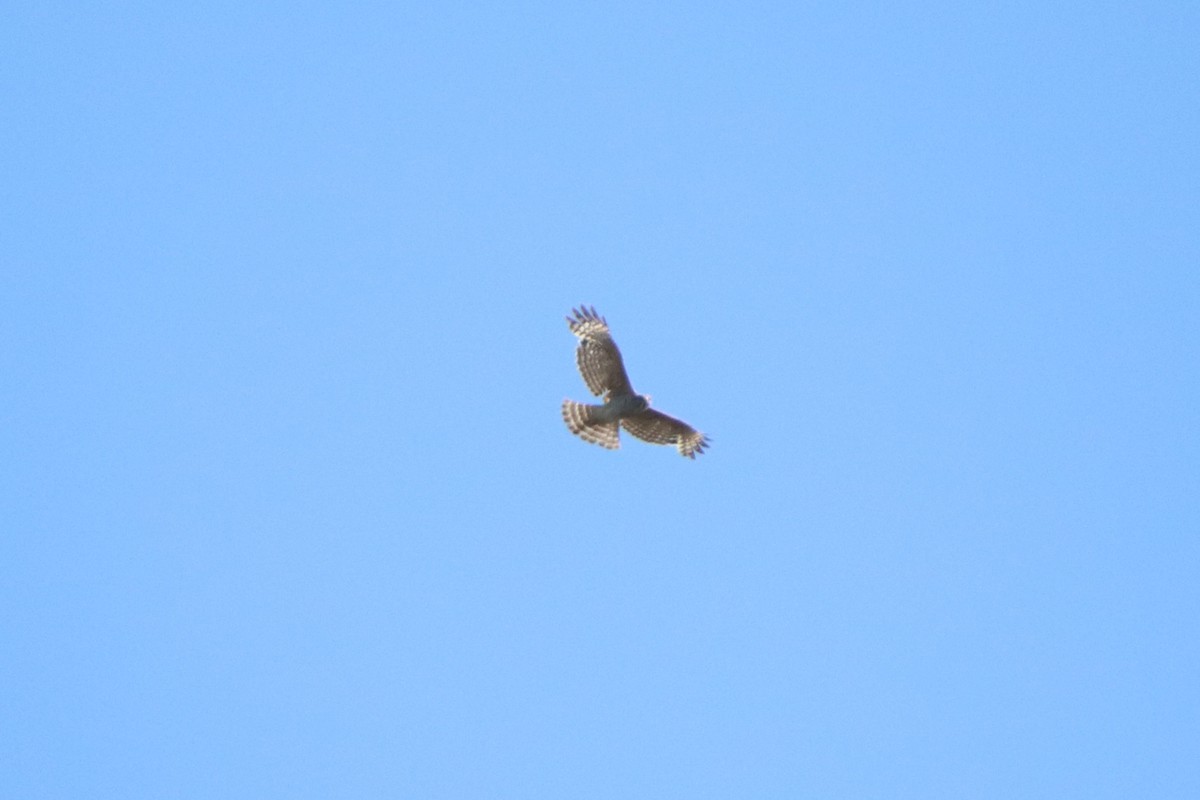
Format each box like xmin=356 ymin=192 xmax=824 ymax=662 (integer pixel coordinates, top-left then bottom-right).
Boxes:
xmin=561 ymin=306 xmax=710 ymax=459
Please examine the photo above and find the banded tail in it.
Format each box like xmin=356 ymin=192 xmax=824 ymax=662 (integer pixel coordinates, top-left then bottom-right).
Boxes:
xmin=561 ymin=399 xmax=620 ymax=450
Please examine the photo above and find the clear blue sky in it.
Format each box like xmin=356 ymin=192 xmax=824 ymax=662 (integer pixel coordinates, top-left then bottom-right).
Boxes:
xmin=3 ymin=3 xmax=1197 ymax=797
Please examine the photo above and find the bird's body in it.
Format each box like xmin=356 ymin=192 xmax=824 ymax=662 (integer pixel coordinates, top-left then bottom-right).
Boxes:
xmin=561 ymin=306 xmax=710 ymax=459
xmin=569 ymin=393 xmax=649 ymax=424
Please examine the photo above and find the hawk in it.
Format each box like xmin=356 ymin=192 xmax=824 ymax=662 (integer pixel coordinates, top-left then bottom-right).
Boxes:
xmin=561 ymin=306 xmax=711 ymax=459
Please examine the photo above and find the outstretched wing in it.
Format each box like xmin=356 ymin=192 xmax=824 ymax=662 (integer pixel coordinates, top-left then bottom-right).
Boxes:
xmin=567 ymin=306 xmax=634 ymax=399
xmin=621 ymin=409 xmax=711 ymax=459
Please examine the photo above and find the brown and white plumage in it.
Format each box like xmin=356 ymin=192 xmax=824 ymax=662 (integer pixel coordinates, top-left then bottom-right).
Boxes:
xmin=567 ymin=306 xmax=633 ymax=400
xmin=619 ymin=408 xmax=711 ymax=459
xmin=562 ymin=306 xmax=711 ymax=459
xmin=561 ymin=400 xmax=621 ymax=449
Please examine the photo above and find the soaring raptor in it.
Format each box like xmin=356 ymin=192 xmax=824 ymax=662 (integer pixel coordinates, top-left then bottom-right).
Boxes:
xmin=561 ymin=306 xmax=711 ymax=459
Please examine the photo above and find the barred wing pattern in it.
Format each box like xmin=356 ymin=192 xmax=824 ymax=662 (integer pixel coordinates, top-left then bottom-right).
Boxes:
xmin=621 ymin=409 xmax=711 ymax=459
xmin=566 ymin=306 xmax=633 ymax=400
xmin=562 ymin=306 xmax=711 ymax=459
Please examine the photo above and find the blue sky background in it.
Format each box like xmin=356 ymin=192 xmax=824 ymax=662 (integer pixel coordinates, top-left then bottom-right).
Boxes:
xmin=3 ymin=2 xmax=1197 ymax=797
